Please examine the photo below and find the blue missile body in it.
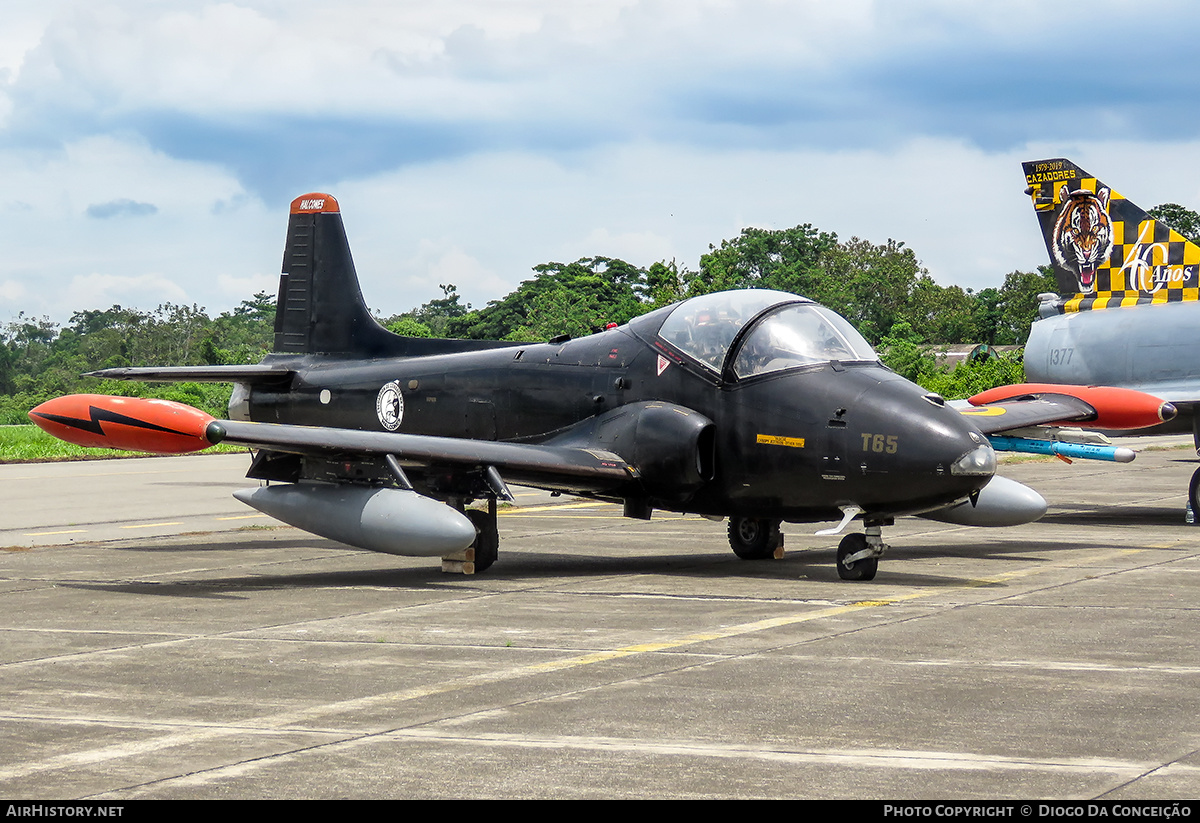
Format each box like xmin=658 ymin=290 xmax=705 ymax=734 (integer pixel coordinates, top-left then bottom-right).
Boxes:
xmin=988 ymin=436 xmax=1136 ymax=463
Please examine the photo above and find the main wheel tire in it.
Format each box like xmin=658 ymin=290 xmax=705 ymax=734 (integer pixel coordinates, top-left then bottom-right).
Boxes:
xmin=836 ymin=533 xmax=878 ymax=581
xmin=466 ymin=509 xmax=499 ymax=573
xmin=728 ymin=517 xmax=783 ymax=559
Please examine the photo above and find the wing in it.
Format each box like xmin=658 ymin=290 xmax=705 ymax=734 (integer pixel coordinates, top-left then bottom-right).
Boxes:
xmin=955 ymin=394 xmax=1096 ymax=435
xmin=28 ymin=394 xmax=635 ymax=494
xmin=85 ymin=365 xmax=294 ymax=383
xmin=955 ymin=383 xmax=1178 ymax=463
xmin=27 ymin=393 xmax=645 ymax=562
xmin=960 ymin=383 xmax=1177 ymax=434
xmin=216 ymin=419 xmax=634 ymax=490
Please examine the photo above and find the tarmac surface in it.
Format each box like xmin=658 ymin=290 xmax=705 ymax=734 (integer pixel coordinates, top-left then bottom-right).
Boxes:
xmin=1 ymin=443 xmax=1199 ymax=799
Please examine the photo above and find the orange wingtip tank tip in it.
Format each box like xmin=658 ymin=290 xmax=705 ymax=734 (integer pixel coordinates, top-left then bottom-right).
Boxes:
xmin=969 ymin=383 xmax=1176 ymax=431
xmin=28 ymin=394 xmax=218 ymax=454
xmin=290 ymin=193 xmax=340 ymax=214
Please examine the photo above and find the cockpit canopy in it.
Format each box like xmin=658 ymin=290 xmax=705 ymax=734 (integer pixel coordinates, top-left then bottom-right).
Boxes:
xmin=656 ymin=290 xmax=878 ymax=378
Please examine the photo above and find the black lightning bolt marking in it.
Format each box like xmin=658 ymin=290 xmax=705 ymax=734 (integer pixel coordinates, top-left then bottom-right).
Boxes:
xmin=30 ymin=405 xmax=193 ymax=437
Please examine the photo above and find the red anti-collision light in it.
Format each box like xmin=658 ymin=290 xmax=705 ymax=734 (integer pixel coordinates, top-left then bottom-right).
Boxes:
xmin=28 ymin=395 xmax=217 ymax=454
xmin=969 ymin=383 xmax=1176 ymax=431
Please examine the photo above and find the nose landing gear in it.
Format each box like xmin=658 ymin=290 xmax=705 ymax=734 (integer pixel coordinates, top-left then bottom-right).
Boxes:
xmin=836 ymin=521 xmax=887 ymax=581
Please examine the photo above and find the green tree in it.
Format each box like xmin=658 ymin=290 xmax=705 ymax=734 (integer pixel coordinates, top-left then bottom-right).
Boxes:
xmin=693 ymin=225 xmax=838 ymax=298
xmin=386 ymin=317 xmax=433 ymax=337
xmin=920 ymin=352 xmax=1026 ymax=400
xmin=972 ymin=267 xmax=1058 ymax=345
xmin=204 ymin=293 xmax=277 ymax=365
xmin=910 ymin=280 xmax=975 ymax=343
xmin=644 ymin=260 xmax=693 ymax=308
xmin=504 ymin=282 xmax=617 ymax=341
xmin=447 ymin=258 xmax=648 ymax=340
xmin=1 ymin=314 xmax=60 ymax=394
xmin=877 ymin=320 xmax=938 ymax=382
xmin=817 ymin=238 xmax=928 ymax=343
xmin=1148 ymin=203 xmax=1200 ymax=244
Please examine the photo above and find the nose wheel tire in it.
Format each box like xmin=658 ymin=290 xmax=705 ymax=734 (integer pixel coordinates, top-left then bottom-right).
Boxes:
xmin=837 ymin=533 xmax=878 ymax=581
xmin=728 ymin=517 xmax=783 ymax=559
xmin=1188 ymin=467 xmax=1200 ymax=525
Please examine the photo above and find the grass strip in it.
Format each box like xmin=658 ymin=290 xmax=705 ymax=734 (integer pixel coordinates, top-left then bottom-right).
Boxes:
xmin=0 ymin=425 xmax=250 ymax=463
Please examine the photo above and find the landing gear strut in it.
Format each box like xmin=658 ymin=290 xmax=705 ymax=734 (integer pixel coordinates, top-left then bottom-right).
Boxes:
xmin=1189 ymin=467 xmax=1200 ymax=526
xmin=1189 ymin=418 xmax=1200 ymax=524
xmin=836 ymin=521 xmax=887 ymax=581
xmin=728 ymin=517 xmax=784 ymax=559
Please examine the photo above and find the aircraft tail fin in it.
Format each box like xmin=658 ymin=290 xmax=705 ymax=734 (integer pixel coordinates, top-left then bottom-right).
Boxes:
xmin=272 ymin=194 xmax=516 ymax=358
xmin=1022 ymin=158 xmax=1200 ymax=312
xmin=274 ymin=194 xmax=398 ymax=356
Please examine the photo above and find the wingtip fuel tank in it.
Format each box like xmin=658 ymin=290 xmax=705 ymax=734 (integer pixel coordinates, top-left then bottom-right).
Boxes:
xmin=28 ymin=394 xmax=219 ymax=454
xmin=969 ymin=383 xmax=1176 ymax=431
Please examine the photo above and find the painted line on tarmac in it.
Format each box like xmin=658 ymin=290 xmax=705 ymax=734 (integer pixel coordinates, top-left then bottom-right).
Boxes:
xmin=14 ymin=514 xmax=270 ymax=541
xmin=379 ymin=730 xmax=1174 ymax=777
xmin=0 ymin=466 xmax=213 ymax=481
xmin=0 ymin=547 xmax=1148 ymax=784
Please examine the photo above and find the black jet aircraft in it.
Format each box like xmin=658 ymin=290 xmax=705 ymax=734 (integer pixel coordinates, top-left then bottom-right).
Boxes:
xmin=31 ymin=193 xmax=1172 ymax=580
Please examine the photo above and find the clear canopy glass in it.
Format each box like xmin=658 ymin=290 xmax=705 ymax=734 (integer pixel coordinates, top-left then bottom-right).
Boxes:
xmin=657 ymin=290 xmax=802 ymax=371
xmin=730 ymin=304 xmax=877 ymax=377
xmin=657 ymin=290 xmax=877 ymax=377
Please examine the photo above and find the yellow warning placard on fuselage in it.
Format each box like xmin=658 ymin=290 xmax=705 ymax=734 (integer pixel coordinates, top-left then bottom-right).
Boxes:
xmin=756 ymin=434 xmax=806 ymax=448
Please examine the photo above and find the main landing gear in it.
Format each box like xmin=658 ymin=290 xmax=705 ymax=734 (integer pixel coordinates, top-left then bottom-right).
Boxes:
xmin=443 ymin=497 xmax=499 ymax=574
xmin=727 ymin=517 xmax=785 ymax=560
xmin=727 ymin=514 xmax=888 ymax=580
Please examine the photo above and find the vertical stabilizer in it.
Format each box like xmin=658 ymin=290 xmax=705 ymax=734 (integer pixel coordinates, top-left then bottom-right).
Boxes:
xmin=274 ymin=194 xmax=398 ymax=355
xmin=1023 ymin=158 xmax=1200 ymax=313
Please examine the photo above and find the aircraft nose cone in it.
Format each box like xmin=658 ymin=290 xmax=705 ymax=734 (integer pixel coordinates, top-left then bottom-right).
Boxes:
xmin=847 ymin=379 xmax=996 ymax=514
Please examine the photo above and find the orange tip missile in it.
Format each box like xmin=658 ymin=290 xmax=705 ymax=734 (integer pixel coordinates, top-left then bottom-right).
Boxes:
xmin=28 ymin=394 xmax=223 ymax=454
xmin=969 ymin=383 xmax=1177 ymax=431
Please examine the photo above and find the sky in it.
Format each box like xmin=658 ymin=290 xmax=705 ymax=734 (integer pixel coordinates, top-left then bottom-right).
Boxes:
xmin=3 ymin=0 xmax=1200 ymax=326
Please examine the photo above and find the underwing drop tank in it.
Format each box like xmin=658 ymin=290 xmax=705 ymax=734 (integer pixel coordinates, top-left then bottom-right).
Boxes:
xmin=918 ymin=476 xmax=1048 ymax=527
xmin=233 ymin=484 xmax=477 ymax=556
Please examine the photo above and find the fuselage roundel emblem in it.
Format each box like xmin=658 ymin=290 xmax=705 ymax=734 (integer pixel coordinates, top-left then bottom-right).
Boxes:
xmin=376 ymin=381 xmax=405 ymax=431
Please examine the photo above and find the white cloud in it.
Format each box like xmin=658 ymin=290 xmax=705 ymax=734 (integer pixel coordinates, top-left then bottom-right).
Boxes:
xmin=0 ymin=279 xmax=27 ymax=304
xmin=0 ymin=133 xmax=275 ymax=321
xmin=4 ymin=1 xmax=1200 ymax=327
xmin=0 ymin=133 xmax=246 ymax=217
xmin=215 ymin=272 xmax=279 ymax=304
xmin=385 ymin=240 xmax=509 ymax=311
xmin=572 ymin=228 xmax=677 ymax=269
xmin=65 ymin=272 xmax=189 ymax=310
xmin=327 ymin=139 xmax=1046 ymax=316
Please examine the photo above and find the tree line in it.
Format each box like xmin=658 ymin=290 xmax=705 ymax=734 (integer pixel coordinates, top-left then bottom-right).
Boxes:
xmin=8 ymin=203 xmax=1198 ymax=425
xmin=388 ymin=228 xmax=1056 ymax=346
